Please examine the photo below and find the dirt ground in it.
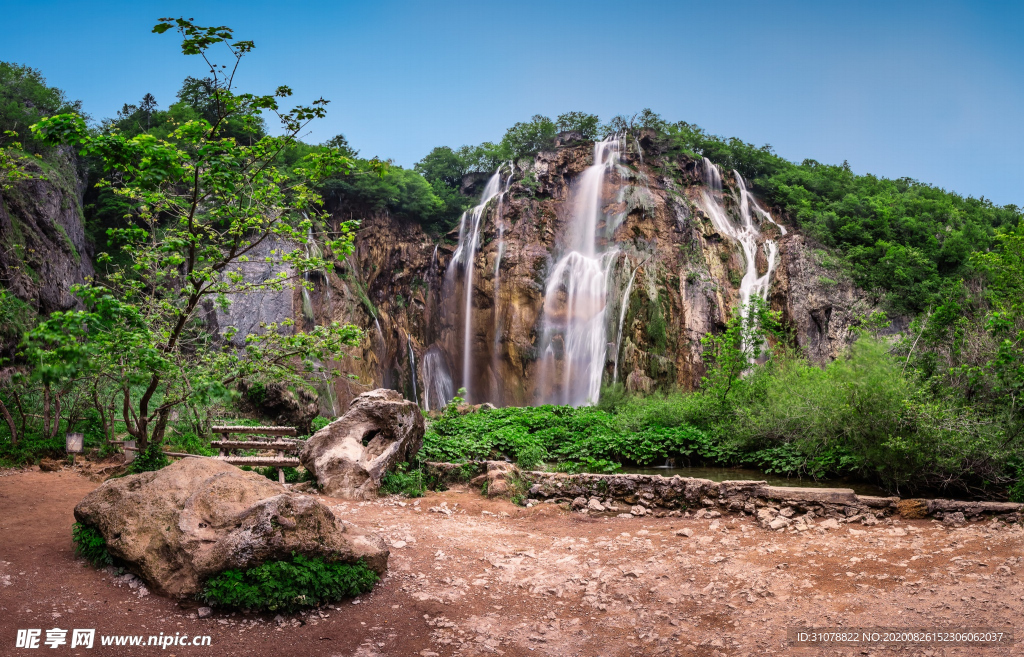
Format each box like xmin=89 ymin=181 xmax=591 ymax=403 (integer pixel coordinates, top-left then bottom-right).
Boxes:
xmin=1 ymin=467 xmax=1021 ymax=656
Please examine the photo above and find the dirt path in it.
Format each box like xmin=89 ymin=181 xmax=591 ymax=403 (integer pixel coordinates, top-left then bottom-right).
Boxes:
xmin=1 ymin=468 xmax=1021 ymax=656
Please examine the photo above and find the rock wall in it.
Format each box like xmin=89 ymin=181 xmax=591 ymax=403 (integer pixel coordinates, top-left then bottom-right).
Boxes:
xmin=0 ymin=148 xmax=93 ymax=319
xmin=308 ymin=133 xmax=880 ymax=410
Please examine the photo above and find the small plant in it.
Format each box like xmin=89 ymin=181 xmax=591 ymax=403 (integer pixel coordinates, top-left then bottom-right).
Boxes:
xmin=246 ymin=381 xmax=268 ymax=406
xmin=379 ymin=462 xmax=426 ymax=497
xmin=201 ymin=553 xmax=378 ymax=612
xmin=128 ymin=443 xmax=169 ymax=474
xmin=72 ymin=522 xmax=112 ymax=567
xmin=515 ymin=443 xmax=546 ymax=471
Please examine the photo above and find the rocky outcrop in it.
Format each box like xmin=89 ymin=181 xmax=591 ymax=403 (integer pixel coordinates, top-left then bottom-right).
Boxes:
xmin=306 ymin=137 xmax=882 ymax=410
xmin=299 ymin=389 xmax=424 ymax=499
xmin=236 ymin=380 xmax=319 ymax=435
xmin=74 ymin=457 xmax=388 ymax=598
xmin=0 ymin=148 xmax=92 ymax=317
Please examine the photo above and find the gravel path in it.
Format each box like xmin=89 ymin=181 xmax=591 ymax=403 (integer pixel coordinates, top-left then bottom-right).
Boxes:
xmin=1 ymin=469 xmax=1021 ymax=656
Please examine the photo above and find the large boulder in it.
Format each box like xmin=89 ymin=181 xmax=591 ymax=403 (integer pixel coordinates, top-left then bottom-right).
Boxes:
xmin=74 ymin=457 xmax=388 ymax=599
xmin=299 ymin=389 xmax=424 ymax=499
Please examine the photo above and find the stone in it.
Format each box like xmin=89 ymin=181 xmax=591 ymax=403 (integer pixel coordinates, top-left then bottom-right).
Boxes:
xmin=300 ymin=389 xmax=424 ymax=499
xmin=571 ymin=497 xmax=587 ymax=510
xmin=942 ymin=512 xmax=966 ymax=525
xmin=74 ymin=457 xmax=388 ymax=598
xmin=779 ymin=507 xmax=796 ymax=518
xmin=818 ymin=518 xmax=840 ymax=530
xmin=197 ymin=607 xmax=212 ymax=619
xmin=630 ymin=505 xmax=647 ymax=516
xmin=674 ymin=528 xmax=694 ymax=538
xmin=760 ymin=486 xmax=858 ymax=505
xmin=588 ymin=499 xmax=606 ymax=512
xmin=769 ymin=517 xmax=792 ymax=531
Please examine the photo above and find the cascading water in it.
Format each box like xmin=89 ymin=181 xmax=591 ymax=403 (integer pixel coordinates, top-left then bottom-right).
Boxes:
xmin=698 ymin=158 xmax=781 ymax=341
xmin=612 ymin=260 xmax=641 ymax=384
xmin=537 ymin=137 xmax=622 ymax=406
xmin=422 ymin=345 xmax=453 ymax=412
xmin=407 ymin=338 xmax=420 ymax=408
xmin=490 ymin=164 xmax=514 ymax=403
xmin=444 ymin=168 xmax=505 ymax=402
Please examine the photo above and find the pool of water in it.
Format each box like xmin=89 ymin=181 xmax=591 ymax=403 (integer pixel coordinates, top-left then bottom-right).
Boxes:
xmin=618 ymin=465 xmax=889 ymax=497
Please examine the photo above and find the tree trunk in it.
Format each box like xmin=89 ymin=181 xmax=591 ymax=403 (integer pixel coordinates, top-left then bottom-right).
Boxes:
xmin=0 ymin=397 xmax=17 ymax=446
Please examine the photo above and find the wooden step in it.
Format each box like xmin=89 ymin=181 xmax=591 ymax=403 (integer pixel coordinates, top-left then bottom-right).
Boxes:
xmin=212 ymin=425 xmax=297 ymax=436
xmin=211 ymin=440 xmax=302 ymax=451
xmin=214 ymin=455 xmax=301 ymax=468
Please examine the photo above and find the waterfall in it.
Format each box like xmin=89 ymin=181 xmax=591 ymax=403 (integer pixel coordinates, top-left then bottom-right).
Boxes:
xmin=422 ymin=345 xmax=453 ymax=411
xmin=612 ymin=261 xmax=640 ymax=383
xmin=698 ymin=158 xmax=780 ymax=339
xmin=407 ymin=338 xmax=420 ymax=408
xmin=537 ymin=136 xmax=621 ymax=406
xmin=491 ymin=164 xmax=514 ymax=403
xmin=444 ymin=169 xmax=505 ymax=403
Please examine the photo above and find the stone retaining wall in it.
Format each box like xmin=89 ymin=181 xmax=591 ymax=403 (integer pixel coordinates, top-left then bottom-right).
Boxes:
xmin=422 ymin=462 xmax=1023 ymax=528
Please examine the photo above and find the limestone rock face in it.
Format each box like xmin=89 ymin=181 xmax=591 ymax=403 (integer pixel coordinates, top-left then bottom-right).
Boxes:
xmin=74 ymin=457 xmax=388 ymax=598
xmin=299 ymin=389 xmax=424 ymax=499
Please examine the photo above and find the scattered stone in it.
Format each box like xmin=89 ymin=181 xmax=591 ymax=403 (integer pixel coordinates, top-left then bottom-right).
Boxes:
xmin=571 ymin=497 xmax=587 ymax=510
xmin=674 ymin=528 xmax=694 ymax=538
xmin=588 ymin=498 xmax=606 ymax=512
xmin=769 ymin=517 xmax=791 ymax=531
xmin=630 ymin=505 xmax=647 ymax=516
xmin=197 ymin=607 xmax=212 ymax=618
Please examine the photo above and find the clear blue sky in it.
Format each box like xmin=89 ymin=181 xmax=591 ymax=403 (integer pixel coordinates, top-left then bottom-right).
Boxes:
xmin=3 ymin=0 xmax=1022 ymax=206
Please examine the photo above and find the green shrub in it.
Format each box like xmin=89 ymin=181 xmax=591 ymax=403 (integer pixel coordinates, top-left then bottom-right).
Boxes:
xmin=201 ymin=553 xmax=379 ymax=612
xmin=380 ymin=463 xmax=425 ymax=497
xmin=128 ymin=443 xmax=169 ymax=474
xmin=72 ymin=522 xmax=112 ymax=567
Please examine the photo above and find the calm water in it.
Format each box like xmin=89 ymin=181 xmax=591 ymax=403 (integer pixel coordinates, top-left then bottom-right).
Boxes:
xmin=619 ymin=465 xmax=888 ymax=497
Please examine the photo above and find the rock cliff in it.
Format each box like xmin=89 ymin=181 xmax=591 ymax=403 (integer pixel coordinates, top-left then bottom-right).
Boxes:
xmin=0 ymin=148 xmax=93 ymax=322
xmin=298 ymin=133 xmax=877 ymax=410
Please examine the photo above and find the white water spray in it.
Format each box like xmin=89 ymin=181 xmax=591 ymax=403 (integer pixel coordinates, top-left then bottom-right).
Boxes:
xmin=612 ymin=261 xmax=641 ymax=383
xmin=537 ymin=137 xmax=621 ymax=406
xmin=445 ymin=168 xmax=505 ymax=402
xmin=698 ymin=158 xmax=780 ymax=341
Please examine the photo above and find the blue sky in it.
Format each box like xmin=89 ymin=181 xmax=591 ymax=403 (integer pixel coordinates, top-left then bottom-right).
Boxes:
xmin=3 ymin=0 xmax=1022 ymax=205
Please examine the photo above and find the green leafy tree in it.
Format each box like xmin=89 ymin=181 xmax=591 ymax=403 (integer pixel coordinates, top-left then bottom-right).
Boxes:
xmin=555 ymin=111 xmax=600 ymax=139
xmin=25 ymin=18 xmax=367 ymax=452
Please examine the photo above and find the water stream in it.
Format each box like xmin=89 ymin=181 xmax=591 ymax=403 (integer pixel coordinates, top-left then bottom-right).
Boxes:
xmin=537 ymin=137 xmax=621 ymax=406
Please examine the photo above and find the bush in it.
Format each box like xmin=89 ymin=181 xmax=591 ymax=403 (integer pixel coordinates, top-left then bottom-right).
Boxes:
xmin=128 ymin=443 xmax=169 ymax=474
xmin=72 ymin=522 xmax=112 ymax=567
xmin=379 ymin=463 xmax=425 ymax=497
xmin=200 ymin=553 xmax=378 ymax=612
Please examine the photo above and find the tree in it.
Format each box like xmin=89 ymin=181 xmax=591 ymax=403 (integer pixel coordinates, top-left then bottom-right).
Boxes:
xmin=500 ymin=115 xmax=557 ymax=161
xmin=556 ymin=112 xmax=600 ymax=140
xmin=28 ymin=17 xmax=369 ymax=452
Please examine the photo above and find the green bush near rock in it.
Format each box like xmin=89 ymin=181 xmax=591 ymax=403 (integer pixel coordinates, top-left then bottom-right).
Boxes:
xmin=71 ymin=522 xmax=112 ymax=567
xmin=200 ymin=553 xmax=379 ymax=612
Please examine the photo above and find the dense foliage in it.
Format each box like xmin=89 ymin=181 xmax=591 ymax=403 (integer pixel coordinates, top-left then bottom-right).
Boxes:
xmin=200 ymin=554 xmax=378 ymax=611
xmin=23 ymin=18 xmax=364 ymax=454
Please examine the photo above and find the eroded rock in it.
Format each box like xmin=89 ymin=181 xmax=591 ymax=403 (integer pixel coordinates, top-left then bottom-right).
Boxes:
xmin=300 ymin=389 xmax=424 ymax=499
xmin=74 ymin=457 xmax=388 ymax=598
